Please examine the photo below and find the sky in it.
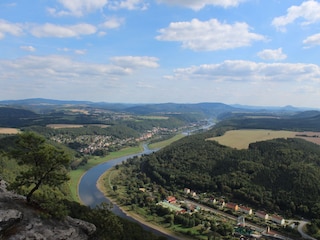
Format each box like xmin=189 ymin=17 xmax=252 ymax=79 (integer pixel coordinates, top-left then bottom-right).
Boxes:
xmin=1 ymin=0 xmax=320 ymax=108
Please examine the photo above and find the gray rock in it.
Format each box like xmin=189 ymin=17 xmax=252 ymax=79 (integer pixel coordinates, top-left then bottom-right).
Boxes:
xmin=0 ymin=180 xmax=96 ymax=239
xmin=0 ymin=209 xmax=23 ymax=232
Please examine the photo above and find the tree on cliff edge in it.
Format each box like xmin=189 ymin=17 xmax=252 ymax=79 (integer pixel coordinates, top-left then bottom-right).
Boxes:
xmin=10 ymin=132 xmax=70 ymax=202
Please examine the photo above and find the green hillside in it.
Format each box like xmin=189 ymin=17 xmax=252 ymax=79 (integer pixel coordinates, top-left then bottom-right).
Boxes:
xmin=142 ymin=128 xmax=320 ymax=219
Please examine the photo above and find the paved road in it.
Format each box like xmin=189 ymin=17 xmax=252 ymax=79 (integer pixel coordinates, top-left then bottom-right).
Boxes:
xmin=296 ymin=221 xmax=317 ymax=240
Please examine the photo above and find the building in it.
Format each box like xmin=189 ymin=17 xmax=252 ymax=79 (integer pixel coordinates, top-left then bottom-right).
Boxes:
xmin=270 ymin=215 xmax=285 ymax=225
xmin=184 ymin=188 xmax=190 ymax=194
xmin=166 ymin=196 xmax=176 ymax=204
xmin=225 ymin=202 xmax=239 ymax=211
xmin=239 ymin=206 xmax=253 ymax=215
xmin=255 ymin=211 xmax=269 ymax=220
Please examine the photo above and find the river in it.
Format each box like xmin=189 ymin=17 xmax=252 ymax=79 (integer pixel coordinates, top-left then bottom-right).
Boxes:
xmin=78 ymin=144 xmax=180 ymax=240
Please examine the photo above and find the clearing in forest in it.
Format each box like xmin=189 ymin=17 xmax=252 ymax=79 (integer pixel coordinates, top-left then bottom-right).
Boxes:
xmin=0 ymin=128 xmax=20 ymax=134
xmin=208 ymin=129 xmax=297 ymax=149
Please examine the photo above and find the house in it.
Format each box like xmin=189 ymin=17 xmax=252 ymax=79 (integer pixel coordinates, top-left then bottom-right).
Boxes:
xmin=255 ymin=211 xmax=269 ymax=220
xmin=225 ymin=202 xmax=239 ymax=211
xmin=239 ymin=206 xmax=253 ymax=215
xmin=218 ymin=199 xmax=225 ymax=207
xmin=166 ymin=196 xmax=176 ymax=204
xmin=190 ymin=191 xmax=197 ymax=197
xmin=270 ymin=215 xmax=285 ymax=225
xmin=184 ymin=188 xmax=191 ymax=194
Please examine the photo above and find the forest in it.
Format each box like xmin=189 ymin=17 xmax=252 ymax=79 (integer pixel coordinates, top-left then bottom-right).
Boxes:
xmin=141 ymin=128 xmax=320 ymax=219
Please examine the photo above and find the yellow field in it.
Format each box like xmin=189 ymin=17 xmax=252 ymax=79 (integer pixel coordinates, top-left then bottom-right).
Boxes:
xmin=0 ymin=128 xmax=20 ymax=134
xmin=47 ymin=124 xmax=84 ymax=129
xmin=208 ymin=129 xmax=298 ymax=149
xmin=138 ymin=116 xmax=169 ymax=120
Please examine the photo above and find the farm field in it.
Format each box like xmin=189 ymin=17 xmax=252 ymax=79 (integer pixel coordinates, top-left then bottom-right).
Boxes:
xmin=209 ymin=129 xmax=320 ymax=149
xmin=209 ymin=129 xmax=298 ymax=149
xmin=0 ymin=128 xmax=20 ymax=134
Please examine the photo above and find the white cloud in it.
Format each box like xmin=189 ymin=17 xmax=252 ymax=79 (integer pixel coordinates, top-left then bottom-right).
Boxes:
xmin=156 ymin=0 xmax=246 ymax=10
xmin=303 ymin=33 xmax=320 ymax=47
xmin=100 ymin=17 xmax=125 ymax=29
xmin=272 ymin=0 xmax=320 ymax=31
xmin=50 ymin=0 xmax=147 ymax=16
xmin=110 ymin=56 xmax=159 ymax=68
xmin=53 ymin=0 xmax=108 ymax=17
xmin=30 ymin=23 xmax=97 ymax=38
xmin=156 ymin=18 xmax=265 ymax=51
xmin=0 ymin=55 xmax=159 ymax=83
xmin=168 ymin=60 xmax=320 ymax=82
xmin=0 ymin=19 xmax=23 ymax=39
xmin=257 ymin=48 xmax=287 ymax=61
xmin=0 ymin=55 xmax=161 ymax=100
xmin=108 ymin=0 xmax=148 ymax=10
xmin=20 ymin=46 xmax=36 ymax=52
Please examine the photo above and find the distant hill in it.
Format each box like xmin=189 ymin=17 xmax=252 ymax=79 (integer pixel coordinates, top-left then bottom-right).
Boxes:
xmin=0 ymin=107 xmax=38 ymax=127
xmin=217 ymin=110 xmax=320 ymax=131
xmin=0 ymin=98 xmax=311 ymax=117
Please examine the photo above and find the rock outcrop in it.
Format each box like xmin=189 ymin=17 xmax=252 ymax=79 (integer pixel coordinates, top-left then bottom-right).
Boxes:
xmin=0 ymin=180 xmax=96 ymax=240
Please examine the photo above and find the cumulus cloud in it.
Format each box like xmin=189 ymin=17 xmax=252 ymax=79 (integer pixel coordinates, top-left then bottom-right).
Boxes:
xmin=110 ymin=56 xmax=159 ymax=68
xmin=156 ymin=0 xmax=246 ymax=10
xmin=303 ymin=33 xmax=320 ymax=47
xmin=0 ymin=19 xmax=23 ymax=39
xmin=0 ymin=55 xmax=159 ymax=83
xmin=49 ymin=0 xmax=147 ymax=16
xmin=257 ymin=48 xmax=287 ymax=61
xmin=20 ymin=46 xmax=36 ymax=52
xmin=168 ymin=60 xmax=320 ymax=82
xmin=108 ymin=0 xmax=148 ymax=10
xmin=51 ymin=0 xmax=108 ymax=17
xmin=272 ymin=0 xmax=320 ymax=31
xmin=156 ymin=18 xmax=265 ymax=51
xmin=100 ymin=17 xmax=125 ymax=29
xmin=30 ymin=23 xmax=97 ymax=38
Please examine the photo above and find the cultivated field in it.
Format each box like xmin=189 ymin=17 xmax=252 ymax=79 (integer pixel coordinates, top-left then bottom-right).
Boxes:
xmin=0 ymin=128 xmax=20 ymax=134
xmin=208 ymin=129 xmax=298 ymax=149
xmin=296 ymin=132 xmax=320 ymax=145
xmin=209 ymin=129 xmax=320 ymax=149
xmin=47 ymin=124 xmax=84 ymax=129
xmin=47 ymin=124 xmax=110 ymax=129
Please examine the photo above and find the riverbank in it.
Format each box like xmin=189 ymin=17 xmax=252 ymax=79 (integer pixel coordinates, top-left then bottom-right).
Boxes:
xmin=68 ymin=145 xmax=143 ymax=202
xmin=97 ymin=168 xmax=189 ymax=240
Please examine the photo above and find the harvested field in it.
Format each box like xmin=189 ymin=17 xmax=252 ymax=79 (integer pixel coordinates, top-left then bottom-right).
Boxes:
xmin=296 ymin=132 xmax=320 ymax=145
xmin=209 ymin=129 xmax=320 ymax=149
xmin=0 ymin=128 xmax=20 ymax=134
xmin=208 ymin=129 xmax=297 ymax=149
xmin=47 ymin=124 xmax=110 ymax=129
xmin=47 ymin=124 xmax=84 ymax=129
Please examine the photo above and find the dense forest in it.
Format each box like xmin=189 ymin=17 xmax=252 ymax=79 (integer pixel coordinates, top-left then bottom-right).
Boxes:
xmin=141 ymin=128 xmax=320 ymax=219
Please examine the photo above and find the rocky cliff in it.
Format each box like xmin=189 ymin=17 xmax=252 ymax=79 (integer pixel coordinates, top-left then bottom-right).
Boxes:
xmin=0 ymin=180 xmax=96 ymax=240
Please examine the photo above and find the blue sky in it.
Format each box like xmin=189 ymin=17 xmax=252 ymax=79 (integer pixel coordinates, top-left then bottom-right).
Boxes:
xmin=1 ymin=0 xmax=320 ymax=108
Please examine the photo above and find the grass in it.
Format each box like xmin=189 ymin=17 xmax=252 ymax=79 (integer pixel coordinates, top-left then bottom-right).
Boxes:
xmin=208 ymin=129 xmax=298 ymax=149
xmin=149 ymin=134 xmax=185 ymax=149
xmin=68 ymin=145 xmax=143 ymax=202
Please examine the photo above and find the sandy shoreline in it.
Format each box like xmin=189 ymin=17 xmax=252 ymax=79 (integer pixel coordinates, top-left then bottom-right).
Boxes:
xmin=96 ymin=169 xmax=188 ymax=240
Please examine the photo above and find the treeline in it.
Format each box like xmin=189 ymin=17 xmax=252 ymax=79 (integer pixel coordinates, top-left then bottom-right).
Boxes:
xmin=217 ymin=111 xmax=320 ymax=131
xmin=141 ymin=128 xmax=320 ymax=219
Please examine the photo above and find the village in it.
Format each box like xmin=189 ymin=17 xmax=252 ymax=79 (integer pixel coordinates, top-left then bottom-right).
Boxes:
xmin=156 ymin=188 xmax=299 ymax=239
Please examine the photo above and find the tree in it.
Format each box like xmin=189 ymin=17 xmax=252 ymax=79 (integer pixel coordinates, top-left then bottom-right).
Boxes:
xmin=10 ymin=132 xmax=70 ymax=202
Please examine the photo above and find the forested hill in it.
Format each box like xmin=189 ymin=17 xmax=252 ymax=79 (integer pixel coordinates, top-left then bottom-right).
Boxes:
xmin=217 ymin=110 xmax=320 ymax=131
xmin=141 ymin=128 xmax=320 ymax=218
xmin=0 ymin=107 xmax=38 ymax=127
